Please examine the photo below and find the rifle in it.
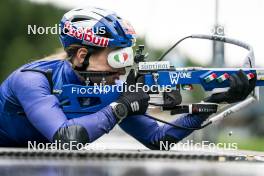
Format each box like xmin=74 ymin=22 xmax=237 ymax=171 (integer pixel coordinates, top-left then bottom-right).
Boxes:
xmin=55 ymin=34 xmax=264 ymax=129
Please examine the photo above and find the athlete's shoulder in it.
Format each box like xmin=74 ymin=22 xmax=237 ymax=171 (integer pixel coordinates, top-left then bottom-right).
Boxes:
xmin=22 ymin=59 xmax=65 ymax=70
xmin=10 ymin=68 xmax=51 ymax=95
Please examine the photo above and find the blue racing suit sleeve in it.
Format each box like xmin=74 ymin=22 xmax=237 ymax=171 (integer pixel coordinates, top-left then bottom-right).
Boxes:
xmin=119 ymin=113 xmax=207 ymax=150
xmin=12 ymin=71 xmax=117 ymax=143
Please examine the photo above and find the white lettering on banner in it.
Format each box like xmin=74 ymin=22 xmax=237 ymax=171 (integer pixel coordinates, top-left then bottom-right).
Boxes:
xmin=169 ymin=72 xmax=192 ymax=84
xmin=139 ymin=61 xmax=170 ymax=70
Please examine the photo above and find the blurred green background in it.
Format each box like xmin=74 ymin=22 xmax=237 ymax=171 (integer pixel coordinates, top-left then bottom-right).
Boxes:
xmin=0 ymin=0 xmax=65 ymax=81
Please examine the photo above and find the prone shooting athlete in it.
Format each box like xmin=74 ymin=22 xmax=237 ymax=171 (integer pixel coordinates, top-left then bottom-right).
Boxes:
xmin=0 ymin=7 xmax=255 ymax=149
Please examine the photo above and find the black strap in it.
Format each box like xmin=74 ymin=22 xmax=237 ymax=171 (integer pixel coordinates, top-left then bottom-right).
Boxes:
xmin=164 ymin=105 xmax=189 ymax=115
xmin=72 ymin=49 xmax=93 ymax=71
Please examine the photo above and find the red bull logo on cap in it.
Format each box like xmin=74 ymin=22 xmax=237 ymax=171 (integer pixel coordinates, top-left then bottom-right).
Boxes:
xmin=63 ymin=21 xmax=109 ymax=47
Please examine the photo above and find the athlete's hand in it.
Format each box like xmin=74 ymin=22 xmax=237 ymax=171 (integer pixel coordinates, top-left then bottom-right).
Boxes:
xmin=119 ymin=69 xmax=149 ymax=115
xmin=111 ymin=69 xmax=150 ymax=122
xmin=116 ymin=88 xmax=150 ymax=116
xmin=205 ymin=70 xmax=256 ymax=103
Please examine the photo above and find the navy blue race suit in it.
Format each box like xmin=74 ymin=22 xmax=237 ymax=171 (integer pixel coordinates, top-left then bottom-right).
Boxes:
xmin=0 ymin=59 xmax=206 ymax=149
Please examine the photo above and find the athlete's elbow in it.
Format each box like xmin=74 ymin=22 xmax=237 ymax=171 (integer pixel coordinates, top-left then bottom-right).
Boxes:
xmin=52 ymin=125 xmax=90 ymax=150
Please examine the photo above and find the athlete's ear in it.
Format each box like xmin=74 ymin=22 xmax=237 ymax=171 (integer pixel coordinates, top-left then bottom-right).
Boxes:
xmin=75 ymin=48 xmax=88 ymax=65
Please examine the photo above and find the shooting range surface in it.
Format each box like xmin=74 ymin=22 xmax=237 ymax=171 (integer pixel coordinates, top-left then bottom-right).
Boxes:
xmin=1 ymin=130 xmax=264 ymax=176
xmin=0 ymin=147 xmax=263 ymax=176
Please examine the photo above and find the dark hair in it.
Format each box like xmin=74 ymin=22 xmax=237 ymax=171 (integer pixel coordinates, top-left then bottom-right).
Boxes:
xmin=65 ymin=44 xmax=105 ymax=71
xmin=65 ymin=44 xmax=104 ymax=59
xmin=65 ymin=44 xmax=85 ymax=58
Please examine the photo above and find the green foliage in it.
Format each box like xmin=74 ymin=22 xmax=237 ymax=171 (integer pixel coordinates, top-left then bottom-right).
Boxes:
xmin=218 ymin=133 xmax=264 ymax=151
xmin=0 ymin=0 xmax=66 ymax=82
